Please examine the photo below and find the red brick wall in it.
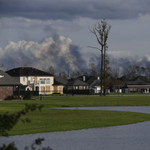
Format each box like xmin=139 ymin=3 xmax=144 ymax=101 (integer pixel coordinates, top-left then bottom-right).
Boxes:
xmin=0 ymin=86 xmax=13 ymax=100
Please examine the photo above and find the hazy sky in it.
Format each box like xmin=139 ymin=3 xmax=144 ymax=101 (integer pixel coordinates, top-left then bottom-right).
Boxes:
xmin=0 ymin=0 xmax=150 ymax=72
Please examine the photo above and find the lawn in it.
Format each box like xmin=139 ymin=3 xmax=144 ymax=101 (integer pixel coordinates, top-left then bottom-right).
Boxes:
xmin=1 ymin=96 xmax=150 ymax=135
xmin=34 ymin=95 xmax=150 ymax=107
xmin=8 ymin=108 xmax=150 ymax=135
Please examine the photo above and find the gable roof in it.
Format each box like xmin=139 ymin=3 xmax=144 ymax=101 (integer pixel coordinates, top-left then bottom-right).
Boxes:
xmin=67 ymin=78 xmax=88 ymax=86
xmin=6 ymin=67 xmax=53 ymax=77
xmin=126 ymin=76 xmax=150 ymax=85
xmin=54 ymin=76 xmax=68 ymax=85
xmin=0 ymin=70 xmax=21 ymax=86
xmin=77 ymin=75 xmax=100 ymax=86
xmin=90 ymin=79 xmax=101 ymax=87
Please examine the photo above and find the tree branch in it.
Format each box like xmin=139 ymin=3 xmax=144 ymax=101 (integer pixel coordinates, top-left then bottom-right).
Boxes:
xmin=87 ymin=46 xmax=101 ymax=51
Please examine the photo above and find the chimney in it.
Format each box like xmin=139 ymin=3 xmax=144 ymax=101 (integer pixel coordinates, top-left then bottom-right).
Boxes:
xmin=83 ymin=76 xmax=86 ymax=81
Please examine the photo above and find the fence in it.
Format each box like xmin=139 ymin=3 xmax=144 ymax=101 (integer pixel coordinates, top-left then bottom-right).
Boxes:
xmin=13 ymin=91 xmax=39 ymax=96
xmin=13 ymin=89 xmax=102 ymax=96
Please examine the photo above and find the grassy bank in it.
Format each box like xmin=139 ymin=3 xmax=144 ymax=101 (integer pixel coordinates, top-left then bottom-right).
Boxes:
xmin=7 ymin=108 xmax=150 ymax=135
xmin=1 ymin=96 xmax=150 ymax=135
xmin=1 ymin=96 xmax=150 ymax=110
xmin=34 ymin=95 xmax=150 ymax=107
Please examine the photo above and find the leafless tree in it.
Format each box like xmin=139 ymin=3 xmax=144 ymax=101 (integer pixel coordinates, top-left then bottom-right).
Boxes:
xmin=89 ymin=19 xmax=111 ymax=95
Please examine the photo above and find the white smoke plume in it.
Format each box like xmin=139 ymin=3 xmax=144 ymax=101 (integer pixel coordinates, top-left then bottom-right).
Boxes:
xmin=0 ymin=36 xmax=81 ymax=71
xmin=89 ymin=52 xmax=150 ymax=76
xmin=1 ymin=35 xmax=150 ymax=76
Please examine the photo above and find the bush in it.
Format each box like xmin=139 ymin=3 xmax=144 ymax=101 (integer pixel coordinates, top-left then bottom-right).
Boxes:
xmin=5 ymin=96 xmax=13 ymax=101
xmin=24 ymin=90 xmax=32 ymax=100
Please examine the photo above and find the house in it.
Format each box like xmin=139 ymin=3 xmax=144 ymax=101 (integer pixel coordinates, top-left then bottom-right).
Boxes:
xmin=109 ymin=76 xmax=125 ymax=93
xmin=54 ymin=76 xmax=68 ymax=86
xmin=123 ymin=76 xmax=150 ymax=93
xmin=6 ymin=67 xmax=63 ymax=95
xmin=0 ymin=70 xmax=21 ymax=100
xmin=66 ymin=78 xmax=89 ymax=90
xmin=63 ymin=78 xmax=88 ymax=94
xmin=53 ymin=76 xmax=68 ymax=94
xmin=77 ymin=75 xmax=102 ymax=93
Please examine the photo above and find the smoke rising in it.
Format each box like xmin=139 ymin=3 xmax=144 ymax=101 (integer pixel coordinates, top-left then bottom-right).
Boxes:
xmin=89 ymin=52 xmax=150 ymax=76
xmin=109 ymin=55 xmax=150 ymax=73
xmin=1 ymin=35 xmax=150 ymax=76
xmin=0 ymin=36 xmax=85 ymax=71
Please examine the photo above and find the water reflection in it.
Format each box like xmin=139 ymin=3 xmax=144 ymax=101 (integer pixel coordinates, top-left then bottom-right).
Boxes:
xmin=1 ymin=106 xmax=150 ymax=150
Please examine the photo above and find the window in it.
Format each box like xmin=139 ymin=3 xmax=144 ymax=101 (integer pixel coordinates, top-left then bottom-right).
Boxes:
xmin=23 ymin=77 xmax=25 ymax=82
xmin=76 ymin=86 xmax=78 ymax=90
xmin=40 ymin=79 xmax=45 ymax=84
xmin=39 ymin=78 xmax=50 ymax=84
xmin=30 ymin=77 xmax=34 ymax=83
xmin=46 ymin=78 xmax=50 ymax=84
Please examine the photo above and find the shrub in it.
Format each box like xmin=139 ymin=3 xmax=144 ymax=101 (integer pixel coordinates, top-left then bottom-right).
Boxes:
xmin=5 ymin=96 xmax=13 ymax=101
xmin=24 ymin=90 xmax=32 ymax=100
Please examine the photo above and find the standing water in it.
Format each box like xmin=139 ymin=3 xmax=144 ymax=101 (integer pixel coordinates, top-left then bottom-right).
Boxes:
xmin=1 ymin=106 xmax=150 ymax=150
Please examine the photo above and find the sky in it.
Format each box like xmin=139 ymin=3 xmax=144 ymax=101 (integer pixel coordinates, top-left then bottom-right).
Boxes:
xmin=0 ymin=0 xmax=150 ymax=74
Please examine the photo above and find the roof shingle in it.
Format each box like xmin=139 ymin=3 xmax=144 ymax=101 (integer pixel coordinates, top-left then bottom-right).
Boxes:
xmin=6 ymin=67 xmax=53 ymax=77
xmin=0 ymin=70 xmax=21 ymax=86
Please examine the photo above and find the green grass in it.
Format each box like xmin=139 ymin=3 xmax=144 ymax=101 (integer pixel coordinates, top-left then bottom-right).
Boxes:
xmin=2 ymin=96 xmax=150 ymax=111
xmin=1 ymin=96 xmax=150 ymax=135
xmin=36 ymin=95 xmax=150 ymax=107
xmin=8 ymin=108 xmax=150 ymax=135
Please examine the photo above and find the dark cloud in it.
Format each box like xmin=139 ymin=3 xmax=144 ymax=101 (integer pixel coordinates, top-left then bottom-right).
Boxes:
xmin=1 ymin=0 xmax=150 ymax=20
xmin=44 ymin=25 xmax=59 ymax=41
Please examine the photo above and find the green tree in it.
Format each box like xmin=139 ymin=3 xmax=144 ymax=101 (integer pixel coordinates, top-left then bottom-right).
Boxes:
xmin=0 ymin=104 xmax=43 ymax=136
xmin=59 ymin=71 xmax=68 ymax=79
xmin=23 ymin=89 xmax=32 ymax=100
xmin=0 ymin=104 xmax=52 ymax=150
xmin=45 ymin=66 xmax=56 ymax=75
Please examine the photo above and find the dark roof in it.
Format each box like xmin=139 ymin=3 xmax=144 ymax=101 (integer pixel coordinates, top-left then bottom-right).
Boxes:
xmin=0 ymin=70 xmax=21 ymax=86
xmin=126 ymin=76 xmax=150 ymax=85
xmin=6 ymin=67 xmax=53 ymax=77
xmin=67 ymin=78 xmax=88 ymax=86
xmin=53 ymin=80 xmax=63 ymax=86
xmin=90 ymin=79 xmax=101 ymax=87
xmin=86 ymin=76 xmax=99 ymax=85
xmin=77 ymin=75 xmax=100 ymax=86
xmin=54 ymin=76 xmax=68 ymax=85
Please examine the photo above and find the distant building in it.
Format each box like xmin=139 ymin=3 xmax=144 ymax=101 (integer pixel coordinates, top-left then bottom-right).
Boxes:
xmin=0 ymin=70 xmax=21 ymax=99
xmin=123 ymin=76 xmax=150 ymax=93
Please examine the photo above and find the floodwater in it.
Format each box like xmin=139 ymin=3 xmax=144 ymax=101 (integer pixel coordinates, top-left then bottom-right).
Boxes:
xmin=1 ymin=106 xmax=150 ymax=150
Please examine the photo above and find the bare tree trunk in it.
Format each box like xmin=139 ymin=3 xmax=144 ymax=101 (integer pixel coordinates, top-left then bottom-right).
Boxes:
xmin=100 ymin=46 xmax=103 ymax=96
xmin=103 ymin=45 xmax=106 ymax=96
xmin=89 ymin=20 xmax=111 ymax=96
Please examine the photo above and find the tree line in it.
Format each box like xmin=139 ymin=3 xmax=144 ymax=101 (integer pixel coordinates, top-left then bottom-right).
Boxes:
xmin=45 ymin=64 xmax=150 ymax=81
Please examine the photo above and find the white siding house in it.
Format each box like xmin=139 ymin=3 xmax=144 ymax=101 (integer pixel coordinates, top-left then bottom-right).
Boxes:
xmin=6 ymin=67 xmax=63 ymax=95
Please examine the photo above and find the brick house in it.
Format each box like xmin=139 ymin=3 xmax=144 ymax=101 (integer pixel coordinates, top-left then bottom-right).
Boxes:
xmin=0 ymin=70 xmax=21 ymax=100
